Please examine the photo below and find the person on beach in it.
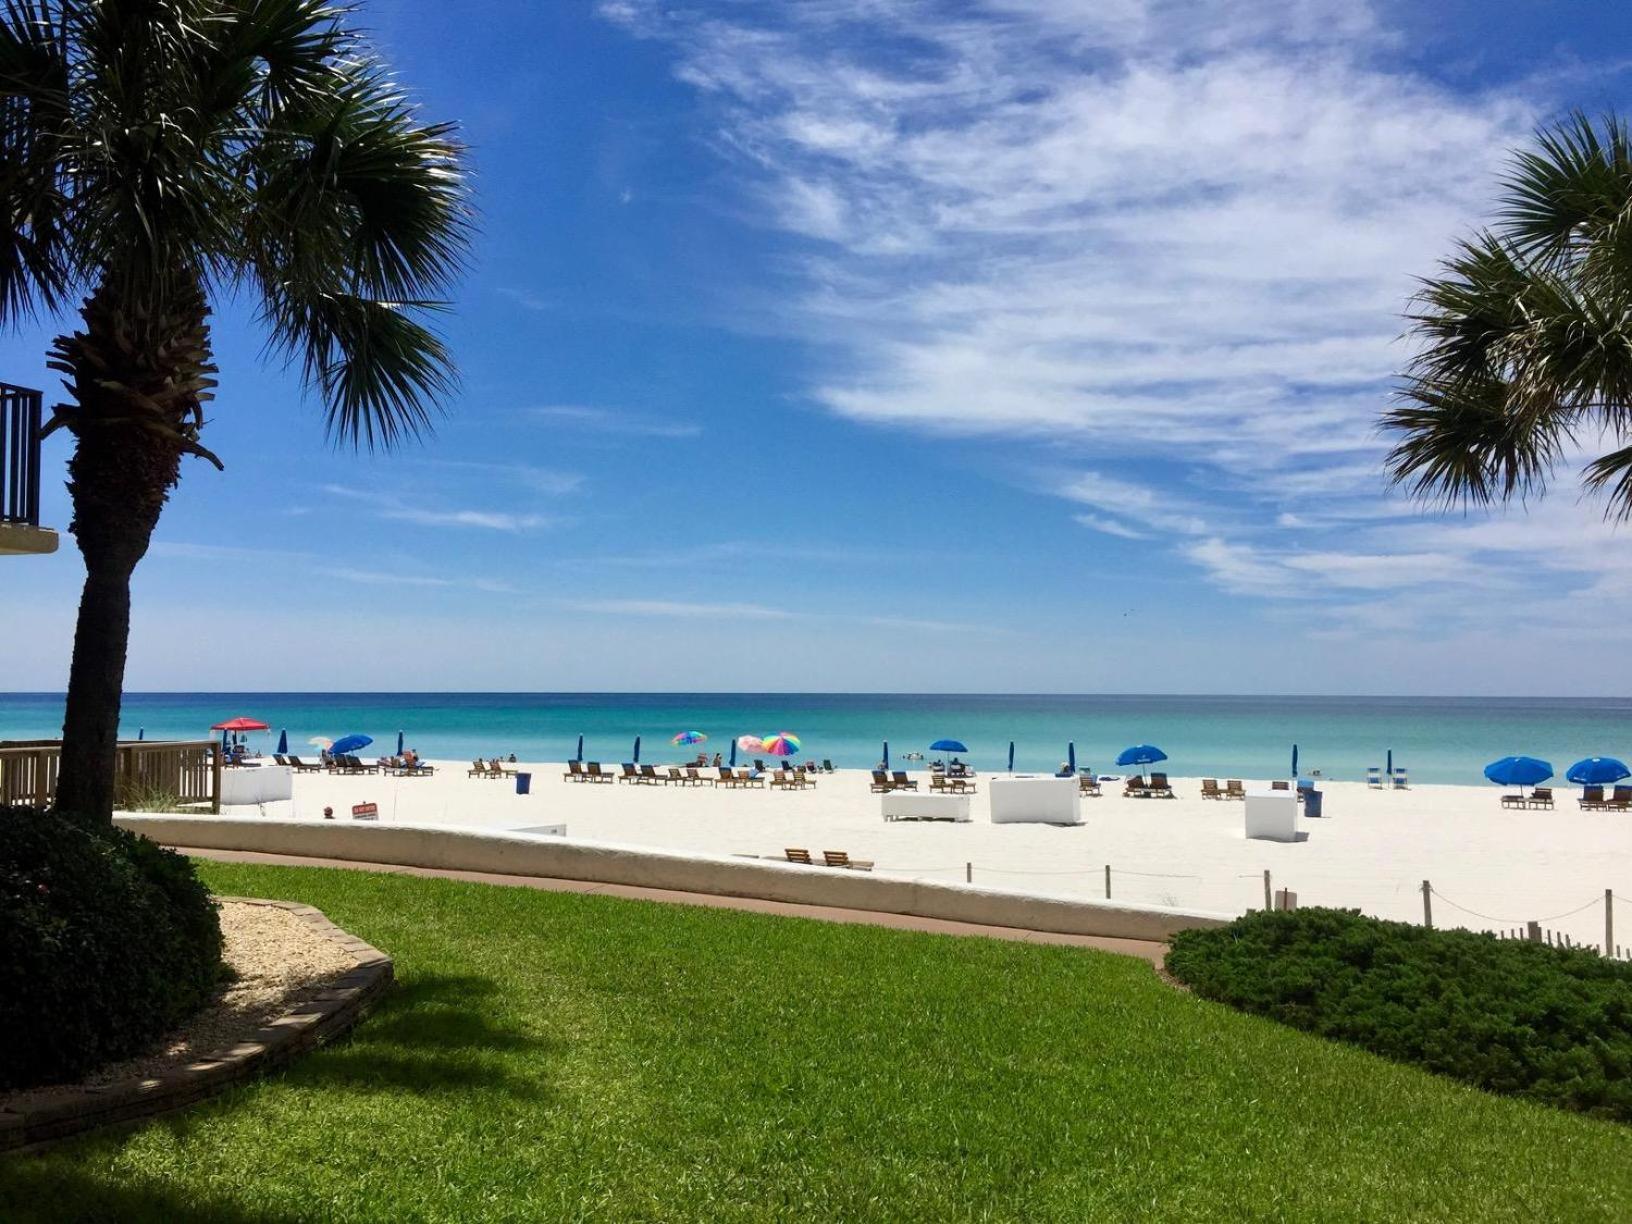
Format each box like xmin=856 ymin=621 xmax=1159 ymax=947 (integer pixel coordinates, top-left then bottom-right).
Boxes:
xmin=711 ymin=752 xmax=722 ymax=767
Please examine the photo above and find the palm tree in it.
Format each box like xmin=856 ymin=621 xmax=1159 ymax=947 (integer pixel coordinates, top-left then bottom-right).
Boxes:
xmin=1384 ymin=113 xmax=1632 ymax=517
xmin=0 ymin=1 xmax=469 ymax=822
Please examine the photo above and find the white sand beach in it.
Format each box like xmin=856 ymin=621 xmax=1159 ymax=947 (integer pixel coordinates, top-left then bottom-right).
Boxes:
xmin=208 ymin=762 xmax=1632 ymax=951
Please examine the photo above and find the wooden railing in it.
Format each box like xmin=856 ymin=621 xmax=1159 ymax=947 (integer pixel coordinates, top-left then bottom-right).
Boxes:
xmin=1 ymin=384 xmax=44 ymax=527
xmin=0 ymin=739 xmax=221 ymax=814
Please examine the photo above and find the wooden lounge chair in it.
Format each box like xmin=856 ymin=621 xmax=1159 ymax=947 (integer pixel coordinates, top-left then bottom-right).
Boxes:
xmin=1580 ymin=785 xmax=1606 ymax=809
xmin=638 ymin=764 xmax=665 ymax=785
xmin=469 ymin=759 xmax=489 ymax=778
xmin=1200 ymin=778 xmax=1222 ymax=799
xmin=564 ymin=760 xmax=585 ymax=782
xmin=1077 ymin=774 xmax=1101 ymax=796
xmin=891 ymin=771 xmax=919 ymax=791
xmin=1124 ymin=776 xmax=1149 ymax=798
xmin=738 ymin=768 xmax=766 ymax=788
xmin=870 ymin=770 xmax=893 ymax=793
xmin=287 ymin=755 xmax=322 ymax=773
xmin=1270 ymin=779 xmax=1290 ymax=791
xmin=1225 ymin=779 xmax=1245 ymax=800
xmin=686 ymin=766 xmax=713 ymax=787
xmin=619 ymin=763 xmax=639 ymax=783
xmin=585 ymin=761 xmax=613 ymax=784
xmin=490 ymin=759 xmax=517 ymax=778
xmin=344 ymin=755 xmax=378 ymax=775
xmin=1608 ymin=785 xmax=1632 ymax=811
xmin=1500 ymin=792 xmax=1528 ymax=809
xmin=771 ymin=769 xmax=794 ymax=789
xmin=1526 ymin=786 xmax=1553 ymax=809
xmin=823 ymin=850 xmax=874 ymax=871
xmin=821 ymin=759 xmax=835 ymax=772
xmin=1148 ymin=772 xmax=1174 ymax=798
xmin=785 ymin=848 xmax=814 ymax=865
xmin=666 ymin=766 xmax=693 ymax=786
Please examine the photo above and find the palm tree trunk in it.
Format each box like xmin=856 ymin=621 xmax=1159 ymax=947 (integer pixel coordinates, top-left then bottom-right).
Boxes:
xmin=51 ymin=281 xmax=212 ymax=824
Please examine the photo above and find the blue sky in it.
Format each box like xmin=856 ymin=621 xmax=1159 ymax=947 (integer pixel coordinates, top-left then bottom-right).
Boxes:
xmin=4 ymin=0 xmax=1632 ymax=694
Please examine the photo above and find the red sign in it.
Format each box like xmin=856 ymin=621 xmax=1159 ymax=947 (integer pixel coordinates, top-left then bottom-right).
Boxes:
xmin=351 ymin=802 xmax=379 ymax=821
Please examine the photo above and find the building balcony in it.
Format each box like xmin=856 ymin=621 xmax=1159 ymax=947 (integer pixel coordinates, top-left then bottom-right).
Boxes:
xmin=0 ymin=383 xmax=57 ymax=557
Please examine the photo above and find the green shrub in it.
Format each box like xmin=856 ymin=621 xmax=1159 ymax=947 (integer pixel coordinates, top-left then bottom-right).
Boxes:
xmin=0 ymin=807 xmax=224 ymax=1090
xmin=1166 ymin=907 xmax=1632 ymax=1122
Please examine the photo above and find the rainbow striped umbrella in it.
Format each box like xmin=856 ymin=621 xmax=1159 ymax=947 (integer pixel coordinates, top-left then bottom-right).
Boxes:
xmin=672 ymin=730 xmax=708 ymax=746
xmin=762 ymin=732 xmax=801 ymax=757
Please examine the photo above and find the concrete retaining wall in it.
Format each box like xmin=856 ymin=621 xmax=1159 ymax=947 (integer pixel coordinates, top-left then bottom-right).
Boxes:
xmin=115 ymin=815 xmax=1233 ymax=942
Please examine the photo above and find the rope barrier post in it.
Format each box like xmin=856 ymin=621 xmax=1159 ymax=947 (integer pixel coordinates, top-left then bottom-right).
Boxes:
xmin=1421 ymin=879 xmax=1432 ymax=929
xmin=1527 ymin=919 xmax=1541 ymax=942
xmin=965 ymin=861 xmax=971 ymax=885
xmin=1104 ymin=864 xmax=1111 ymax=900
xmin=1263 ymin=869 xmax=1271 ymax=911
xmin=1608 ymin=888 xmax=1615 ymax=956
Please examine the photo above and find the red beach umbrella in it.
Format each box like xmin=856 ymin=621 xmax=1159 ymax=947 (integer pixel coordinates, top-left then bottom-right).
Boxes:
xmin=210 ymin=716 xmax=270 ymax=731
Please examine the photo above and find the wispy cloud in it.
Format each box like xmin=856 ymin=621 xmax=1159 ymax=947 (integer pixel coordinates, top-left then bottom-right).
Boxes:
xmin=322 ymin=485 xmax=556 ymax=533
xmin=318 ymin=567 xmax=516 ymax=594
xmin=418 ymin=459 xmax=586 ymax=496
xmin=527 ymin=404 xmax=703 ymax=439
xmin=496 ymin=287 xmax=556 ymax=312
xmin=604 ymin=0 xmax=1601 ymax=638
xmin=562 ymin=598 xmax=797 ymax=620
xmin=150 ymin=542 xmax=312 ymax=562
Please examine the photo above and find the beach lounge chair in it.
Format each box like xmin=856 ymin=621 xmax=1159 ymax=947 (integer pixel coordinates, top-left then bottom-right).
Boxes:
xmin=891 ymin=771 xmax=919 ymax=792
xmin=1609 ymin=785 xmax=1632 ymax=811
xmin=785 ymin=848 xmax=814 ymax=865
xmin=638 ymin=764 xmax=666 ymax=785
xmin=1391 ymin=768 xmax=1409 ymax=789
xmin=686 ymin=766 xmax=713 ymax=787
xmin=1270 ymin=779 xmax=1290 ymax=791
xmin=823 ymin=850 xmax=874 ymax=871
xmin=821 ymin=759 xmax=835 ymax=773
xmin=1124 ymin=776 xmax=1149 ymax=798
xmin=1500 ymin=792 xmax=1528 ymax=809
xmin=771 ymin=769 xmax=793 ymax=789
xmin=469 ymin=759 xmax=489 ymax=778
xmin=491 ymin=759 xmax=517 ymax=778
xmin=1225 ymin=779 xmax=1245 ymax=800
xmin=1200 ymin=778 xmax=1221 ymax=800
xmin=272 ymin=754 xmax=288 ymax=766
xmin=1148 ymin=772 xmax=1174 ymax=798
xmin=1579 ymin=786 xmax=1605 ymax=809
xmin=1366 ymin=766 xmax=1382 ymax=789
xmin=585 ymin=761 xmax=613 ymax=784
xmin=564 ymin=760 xmax=585 ymax=782
xmin=1526 ymin=786 xmax=1553 ymax=809
xmin=667 ymin=766 xmax=691 ymax=785
xmin=870 ymin=770 xmax=893 ymax=793
xmin=1077 ymin=773 xmax=1101 ymax=796
xmin=619 ymin=763 xmax=639 ymax=784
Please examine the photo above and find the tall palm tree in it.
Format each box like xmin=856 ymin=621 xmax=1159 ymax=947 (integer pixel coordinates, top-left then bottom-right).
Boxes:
xmin=0 ymin=1 xmax=469 ymax=822
xmin=1384 ymin=113 xmax=1632 ymax=517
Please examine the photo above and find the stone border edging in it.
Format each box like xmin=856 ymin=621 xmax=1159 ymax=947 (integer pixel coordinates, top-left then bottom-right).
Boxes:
xmin=0 ymin=897 xmax=393 ymax=1155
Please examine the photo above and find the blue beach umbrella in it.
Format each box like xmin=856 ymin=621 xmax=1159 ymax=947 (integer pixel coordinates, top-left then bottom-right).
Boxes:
xmin=1386 ymin=748 xmax=1393 ymax=777
xmin=633 ymin=736 xmax=641 ymax=764
xmin=729 ymin=738 xmax=737 ymax=767
xmin=1291 ymin=743 xmax=1299 ymax=777
xmin=1007 ymin=741 xmax=1015 ymax=772
xmin=330 ymin=734 xmax=373 ymax=756
xmin=1116 ymin=744 xmax=1168 ymax=780
xmin=575 ymin=734 xmax=584 ymax=763
xmin=396 ymin=729 xmax=405 ymax=755
xmin=1484 ymin=756 xmax=1552 ymax=798
xmin=277 ymin=729 xmax=288 ymax=755
xmin=1566 ymin=757 xmax=1630 ymax=786
xmin=930 ymin=739 xmax=967 ymax=755
xmin=137 ymin=727 xmax=144 ymax=741
xmin=1067 ymin=742 xmax=1076 ymax=775
xmin=882 ymin=740 xmax=889 ymax=770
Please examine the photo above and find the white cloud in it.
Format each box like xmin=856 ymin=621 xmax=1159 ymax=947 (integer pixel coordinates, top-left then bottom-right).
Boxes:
xmin=321 ymin=484 xmax=555 ymax=533
xmin=604 ymin=0 xmax=1607 ymax=641
xmin=527 ymin=404 xmax=703 ymax=439
xmin=318 ymin=567 xmax=516 ymax=594
xmin=564 ymin=598 xmax=798 ymax=620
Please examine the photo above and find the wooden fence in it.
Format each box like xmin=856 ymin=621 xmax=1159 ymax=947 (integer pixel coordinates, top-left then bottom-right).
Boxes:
xmin=0 ymin=739 xmax=220 ymax=813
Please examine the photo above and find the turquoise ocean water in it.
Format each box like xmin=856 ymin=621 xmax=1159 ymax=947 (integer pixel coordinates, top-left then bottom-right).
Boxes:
xmin=2 ymin=693 xmax=1630 ymax=785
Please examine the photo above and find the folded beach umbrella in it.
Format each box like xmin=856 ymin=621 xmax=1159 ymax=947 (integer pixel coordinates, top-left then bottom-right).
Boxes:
xmin=930 ymin=739 xmax=967 ymax=754
xmin=1483 ymin=756 xmax=1553 ymax=788
xmin=397 ymin=730 xmax=405 ymax=755
xmin=1007 ymin=741 xmax=1015 ymax=772
xmin=882 ymin=740 xmax=890 ymax=770
xmin=330 ymin=733 xmax=373 ymax=756
xmin=575 ymin=734 xmax=584 ymax=762
xmin=1067 ymin=742 xmax=1076 ymax=775
xmin=1566 ymin=757 xmax=1630 ymax=786
xmin=633 ymin=736 xmax=641 ymax=763
xmin=762 ymin=733 xmax=801 ymax=757
xmin=1116 ymin=744 xmax=1167 ymax=779
xmin=672 ymin=730 xmax=708 ymax=746
xmin=276 ymin=729 xmax=288 ymax=755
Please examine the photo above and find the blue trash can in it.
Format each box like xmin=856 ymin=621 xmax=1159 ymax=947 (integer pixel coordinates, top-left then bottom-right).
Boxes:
xmin=515 ymin=772 xmax=532 ymax=795
xmin=1304 ymin=788 xmax=1323 ymax=818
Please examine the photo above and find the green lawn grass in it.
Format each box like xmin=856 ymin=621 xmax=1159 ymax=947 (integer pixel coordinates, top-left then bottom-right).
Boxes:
xmin=4 ymin=861 xmax=1630 ymax=1222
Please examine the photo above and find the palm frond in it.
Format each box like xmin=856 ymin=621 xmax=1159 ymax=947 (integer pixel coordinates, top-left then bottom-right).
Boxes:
xmin=1499 ymin=112 xmax=1632 ymax=267
xmin=1583 ymin=444 xmax=1632 ymax=521
xmin=0 ymin=0 xmax=74 ymax=320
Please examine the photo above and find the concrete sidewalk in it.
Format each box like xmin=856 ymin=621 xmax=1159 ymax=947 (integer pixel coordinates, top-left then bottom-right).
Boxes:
xmin=176 ymin=845 xmax=1168 ymax=966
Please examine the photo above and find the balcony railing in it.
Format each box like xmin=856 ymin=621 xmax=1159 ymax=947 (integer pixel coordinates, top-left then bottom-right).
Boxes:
xmin=1 ymin=383 xmax=44 ymax=528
